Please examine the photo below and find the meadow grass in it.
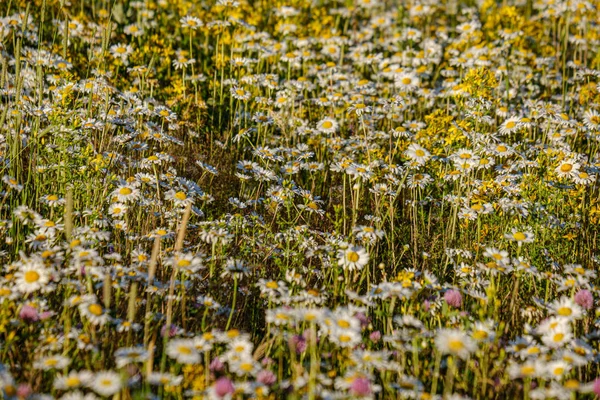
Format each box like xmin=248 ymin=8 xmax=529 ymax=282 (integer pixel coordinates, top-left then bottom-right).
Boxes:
xmin=0 ymin=0 xmax=600 ymax=398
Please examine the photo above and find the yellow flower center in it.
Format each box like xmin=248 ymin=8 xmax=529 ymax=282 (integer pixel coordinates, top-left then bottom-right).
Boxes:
xmin=347 ymin=251 xmax=360 ymax=263
xmin=227 ymin=329 xmax=240 ymax=338
xmin=266 ymin=281 xmax=278 ymax=289
xmin=557 ymin=307 xmax=572 ymax=316
xmin=24 ymin=271 xmax=40 ymax=283
xmin=560 ymin=163 xmax=573 ymax=172
xmin=66 ymin=377 xmax=81 ymax=387
xmin=472 ymin=330 xmax=488 ymax=340
xmin=553 ymin=333 xmax=565 ymax=342
xmin=564 ymin=379 xmax=579 ymax=389
xmin=448 ymin=339 xmax=464 ymax=352
xmin=339 ymin=334 xmax=351 ymax=343
xmin=513 ymin=232 xmax=526 ymax=241
xmin=45 ymin=359 xmax=58 ymax=366
xmin=88 ymin=304 xmax=103 ymax=316
xmin=4 ymin=386 xmax=15 ymax=396
xmin=338 ymin=320 xmax=351 ymax=328
xmin=521 ymin=366 xmax=535 ymax=376
xmin=240 ymin=362 xmax=253 ymax=372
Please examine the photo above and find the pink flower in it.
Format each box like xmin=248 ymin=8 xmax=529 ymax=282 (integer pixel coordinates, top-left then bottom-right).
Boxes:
xmin=303 ymin=328 xmax=316 ymax=343
xmin=575 ymin=289 xmax=594 ymax=310
xmin=257 ymin=370 xmax=276 ymax=386
xmin=355 ymin=312 xmax=369 ymax=328
xmin=350 ymin=376 xmax=372 ymax=396
xmin=423 ymin=300 xmax=431 ymax=312
xmin=214 ymin=377 xmax=235 ymax=397
xmin=19 ymin=305 xmax=39 ymax=322
xmin=289 ymin=335 xmax=306 ymax=354
xmin=593 ymin=378 xmax=600 ymax=396
xmin=261 ymin=357 xmax=274 ymax=366
xmin=210 ymin=357 xmax=224 ymax=372
xmin=369 ymin=331 xmax=381 ymax=342
xmin=444 ymin=289 xmax=462 ymax=308
xmin=17 ymin=384 xmax=32 ymax=398
xmin=160 ymin=324 xmax=178 ymax=338
xmin=40 ymin=311 xmax=54 ymax=320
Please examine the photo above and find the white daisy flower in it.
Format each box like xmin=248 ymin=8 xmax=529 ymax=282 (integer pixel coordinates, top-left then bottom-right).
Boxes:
xmin=78 ymin=301 xmax=109 ymax=326
xmin=555 ymin=160 xmax=580 ymax=179
xmin=316 ymin=117 xmax=338 ymax=134
xmin=180 ymin=16 xmax=203 ymax=30
xmin=504 ymin=228 xmax=535 ymax=246
xmin=166 ymin=339 xmax=201 ymax=364
xmin=395 ymin=71 xmax=420 ymax=91
xmin=54 ymin=371 xmax=93 ymax=390
xmin=15 ymin=262 xmax=51 ymax=294
xmin=89 ymin=371 xmax=122 ymax=397
xmin=338 ymin=245 xmax=370 ymax=271
xmin=404 ymin=143 xmax=431 ymax=165
xmin=549 ymin=296 xmax=582 ymax=321
xmin=434 ymin=329 xmax=477 ymax=359
xmin=33 ymin=355 xmax=71 ymax=370
xmin=111 ymin=185 xmax=140 ymax=202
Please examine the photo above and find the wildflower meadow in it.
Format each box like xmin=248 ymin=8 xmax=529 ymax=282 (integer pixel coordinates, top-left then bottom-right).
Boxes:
xmin=1 ymin=0 xmax=600 ymax=398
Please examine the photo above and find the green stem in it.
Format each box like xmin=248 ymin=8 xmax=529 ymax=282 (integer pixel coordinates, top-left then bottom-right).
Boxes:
xmin=225 ymin=277 xmax=238 ymax=330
